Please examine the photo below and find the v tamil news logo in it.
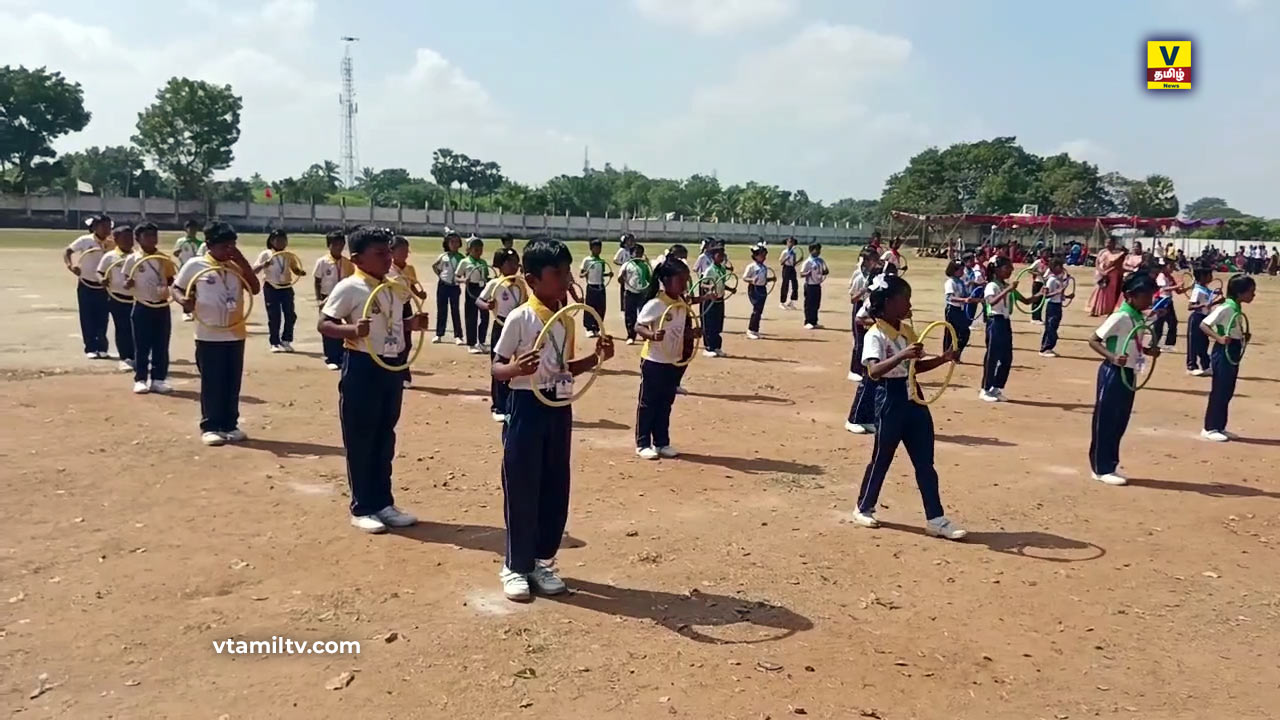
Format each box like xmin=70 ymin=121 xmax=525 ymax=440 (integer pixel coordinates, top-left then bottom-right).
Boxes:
xmin=1147 ymin=40 xmax=1191 ymax=91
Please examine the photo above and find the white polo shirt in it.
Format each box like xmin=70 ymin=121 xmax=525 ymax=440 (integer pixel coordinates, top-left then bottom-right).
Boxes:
xmin=1155 ymin=272 xmax=1176 ymax=300
xmin=612 ymin=247 xmax=632 ymax=266
xmin=456 ymin=256 xmax=491 ymax=286
xmin=68 ymin=234 xmax=107 ymax=283
xmin=779 ymin=246 xmax=799 ymax=267
xmin=984 ymin=281 xmax=1010 ymax=317
xmin=1044 ymin=274 xmax=1065 ymax=305
xmin=944 ymin=277 xmax=966 ymax=308
xmin=174 ymin=237 xmax=203 ymax=267
xmin=256 ymin=250 xmax=301 ymax=288
xmin=861 ymin=321 xmax=912 ymax=378
xmin=493 ymin=303 xmax=576 ymax=391
xmin=743 ymin=261 xmax=769 ymax=287
xmin=693 ymin=254 xmax=714 ymax=275
xmin=433 ymin=252 xmax=463 ymax=284
xmin=480 ymin=277 xmax=526 ymax=319
xmin=314 ymin=254 xmax=354 ymax=297
xmin=321 ymin=272 xmax=408 ymax=357
xmin=1187 ymin=284 xmax=1213 ymax=312
xmin=1204 ymin=301 xmax=1245 ymax=340
xmin=580 ymin=257 xmax=609 ymax=286
xmin=97 ymin=248 xmax=133 ymax=298
xmin=1094 ymin=303 xmax=1146 ymax=370
xmin=123 ymin=253 xmax=175 ymax=306
xmin=637 ymin=295 xmax=687 ymax=365
xmin=881 ymin=249 xmax=906 ymax=270
xmin=849 ymin=270 xmax=870 ymax=301
xmin=173 ymin=256 xmax=250 ymax=342
xmin=621 ymin=260 xmax=651 ymax=293
xmin=799 ymin=256 xmax=828 ymax=285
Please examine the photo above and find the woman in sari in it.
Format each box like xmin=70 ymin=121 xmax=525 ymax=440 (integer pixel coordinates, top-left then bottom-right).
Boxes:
xmin=1088 ymin=236 xmax=1125 ymax=316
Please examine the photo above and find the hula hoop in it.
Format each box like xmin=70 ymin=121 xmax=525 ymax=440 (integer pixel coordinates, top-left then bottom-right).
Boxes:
xmin=1059 ymin=275 xmax=1078 ymax=308
xmin=265 ymin=250 xmax=304 ymax=289
xmin=127 ymin=254 xmax=177 ymax=308
xmin=74 ymin=247 xmax=105 ymax=287
xmin=1225 ymin=311 xmax=1250 ymax=366
xmin=583 ymin=259 xmax=614 ymax=285
xmin=361 ymin=280 xmax=426 ymax=372
xmin=1179 ymin=271 xmax=1195 ymax=293
xmin=697 ymin=270 xmax=738 ymax=303
xmin=462 ymin=262 xmax=495 ymax=300
xmin=186 ymin=265 xmax=255 ymax=331
xmin=623 ymin=259 xmax=654 ymax=295
xmin=656 ymin=300 xmax=701 ymax=368
xmin=1119 ymin=323 xmax=1157 ymax=391
xmin=1011 ymin=267 xmax=1046 ymax=314
xmin=762 ymin=268 xmax=778 ymax=297
xmin=1209 ymin=278 xmax=1224 ymax=296
xmin=530 ymin=303 xmax=609 ymax=408
xmin=964 ymin=286 xmax=984 ymax=321
xmin=492 ymin=274 xmax=528 ymax=326
xmin=102 ymin=256 xmax=134 ymax=304
xmin=908 ymin=321 xmax=958 ymax=406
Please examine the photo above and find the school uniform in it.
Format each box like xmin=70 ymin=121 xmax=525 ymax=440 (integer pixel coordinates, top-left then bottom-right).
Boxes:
xmin=456 ymin=256 xmax=492 ymax=348
xmin=798 ymin=255 xmax=828 ymax=326
xmin=256 ymin=250 xmax=300 ymax=347
xmin=322 ymin=270 xmax=410 ymax=517
xmin=635 ymin=293 xmax=687 ymax=449
xmin=968 ymin=265 xmax=987 ymax=322
xmin=880 ymin=249 xmax=907 ymax=274
xmin=1088 ymin=303 xmax=1145 ymax=476
xmin=68 ymin=234 xmax=110 ymax=355
xmin=493 ymin=298 xmax=576 ymax=575
xmin=173 ymin=237 xmax=203 ymax=268
xmin=779 ymin=246 xmax=800 ymax=304
xmin=480 ymin=275 xmax=527 ymax=417
xmin=942 ymin=276 xmax=971 ymax=359
xmin=123 ymin=252 xmax=174 ymax=384
xmin=613 ymin=247 xmax=632 ymax=320
xmin=1027 ymin=258 xmax=1048 ymax=322
xmin=97 ymin=248 xmax=135 ymax=363
xmin=692 ymin=253 xmax=714 ymax=277
xmin=699 ymin=265 xmax=730 ymax=352
xmin=981 ymin=280 xmax=1013 ymax=394
xmin=388 ymin=262 xmax=422 ymax=383
xmin=1185 ymin=284 xmax=1213 ymax=372
xmin=1039 ymin=273 xmax=1065 ymax=353
xmin=432 ymin=252 xmax=464 ymax=340
xmin=848 ymin=270 xmax=871 ymax=373
xmin=174 ymin=255 xmax=249 ymax=434
xmin=855 ymin=321 xmax=946 ymax=520
xmin=846 ymin=302 xmax=878 ymax=428
xmin=620 ymin=260 xmax=651 ymax=340
xmin=743 ymin=261 xmax=769 ymax=334
xmin=314 ymin=254 xmax=355 ymax=366
xmin=1150 ymin=272 xmax=1178 ymax=347
xmin=580 ymin=256 xmax=609 ymax=334
xmin=1203 ymin=301 xmax=1246 ymax=434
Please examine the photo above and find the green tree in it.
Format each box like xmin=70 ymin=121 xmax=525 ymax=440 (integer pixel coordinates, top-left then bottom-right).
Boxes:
xmin=1183 ymin=196 xmax=1246 ymax=220
xmin=0 ymin=66 xmax=91 ymax=191
xmin=133 ymin=77 xmax=242 ymax=198
xmin=1124 ymin=174 xmax=1179 ymax=217
xmin=212 ymin=177 xmax=253 ymax=203
xmin=1033 ymin=154 xmax=1113 ymax=216
xmin=681 ymin=174 xmax=722 ymax=219
xmin=60 ymin=145 xmax=146 ymax=196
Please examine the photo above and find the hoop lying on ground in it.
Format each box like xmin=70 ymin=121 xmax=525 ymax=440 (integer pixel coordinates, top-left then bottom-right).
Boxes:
xmin=186 ymin=265 xmax=255 ymax=331
xmin=1225 ymin=311 xmax=1250 ymax=366
xmin=656 ymin=300 xmax=702 ymax=368
xmin=1119 ymin=322 xmax=1157 ymax=391
xmin=361 ymin=280 xmax=426 ymax=372
xmin=265 ymin=250 xmax=305 ymax=288
xmin=531 ymin=303 xmax=610 ymax=407
xmin=127 ymin=254 xmax=177 ymax=308
xmin=908 ymin=320 xmax=958 ymax=406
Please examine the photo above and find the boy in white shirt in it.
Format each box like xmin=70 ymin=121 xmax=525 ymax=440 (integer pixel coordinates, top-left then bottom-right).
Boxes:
xmin=314 ymin=231 xmax=355 ymax=370
xmin=742 ymin=243 xmax=771 ymax=340
xmin=1199 ymin=275 xmax=1255 ymax=442
xmin=1183 ymin=267 xmax=1218 ymax=376
xmin=634 ymin=258 xmax=697 ymax=459
xmin=478 ymin=248 xmax=526 ymax=421
xmin=1038 ymin=259 xmax=1072 ymax=357
xmin=778 ymin=236 xmax=800 ymax=309
xmin=798 ymin=243 xmax=829 ymax=329
xmin=123 ymin=223 xmax=175 ymax=394
xmin=579 ymin=239 xmax=611 ymax=338
xmin=847 ymin=249 xmax=879 ymax=378
xmin=97 ymin=225 xmax=136 ymax=371
xmin=618 ymin=244 xmax=652 ymax=344
xmin=253 ymin=229 xmax=305 ymax=353
xmin=63 ymin=214 xmax=114 ymax=359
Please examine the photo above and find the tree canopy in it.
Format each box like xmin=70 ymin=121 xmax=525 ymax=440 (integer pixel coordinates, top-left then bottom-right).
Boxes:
xmin=133 ymin=77 xmax=242 ymax=198
xmin=0 ymin=66 xmax=91 ymax=192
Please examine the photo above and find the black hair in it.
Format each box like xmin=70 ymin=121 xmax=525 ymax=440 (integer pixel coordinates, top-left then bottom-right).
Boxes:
xmin=86 ymin=213 xmax=112 ymax=228
xmin=631 ymin=243 xmax=645 ymax=257
xmin=183 ymin=218 xmax=201 ymax=230
xmin=1122 ymin=271 xmax=1157 ymax=295
xmin=588 ymin=237 xmax=602 ymax=248
xmin=1049 ymin=257 xmax=1064 ymax=271
xmin=858 ymin=248 xmax=878 ymax=265
xmin=986 ymin=255 xmax=1011 ymax=274
xmin=1193 ymin=266 xmax=1213 ymax=283
xmin=466 ymin=236 xmax=484 ymax=252
xmin=1226 ymin=274 xmax=1256 ymax=299
xmin=654 ymin=257 xmax=689 ymax=287
xmin=808 ymin=243 xmax=822 ymax=252
xmin=867 ymin=275 xmax=911 ymax=319
xmin=266 ymin=228 xmax=287 ymax=247
xmin=203 ymin=222 xmax=238 ymax=246
xmin=501 ymin=233 xmax=514 ymax=244
xmin=668 ymin=243 xmax=688 ymax=259
xmin=522 ymin=238 xmax=572 ymax=278
xmin=945 ymin=259 xmax=964 ymax=277
xmin=111 ymin=225 xmax=133 ymax=236
xmin=785 ymin=236 xmax=797 ymax=244
xmin=348 ymin=227 xmax=394 ymax=257
xmin=440 ymin=236 xmax=454 ymax=252
xmin=134 ymin=222 xmax=158 ymax=238
xmin=493 ymin=247 xmax=519 ymax=269
xmin=750 ymin=244 xmax=767 ymax=260
xmin=391 ymin=235 xmax=410 ymax=251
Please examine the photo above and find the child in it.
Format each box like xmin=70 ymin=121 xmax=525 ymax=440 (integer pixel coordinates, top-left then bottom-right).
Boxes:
xmin=1086 ymin=273 xmax=1160 ymax=485
xmin=254 ymin=229 xmax=304 ymax=353
xmin=619 ymin=244 xmax=651 ymax=345
xmin=478 ymin=248 xmax=525 ymax=422
xmin=880 ymin=237 xmax=908 ymax=275
xmin=456 ymin=236 xmax=491 ymax=354
xmin=742 ymin=243 xmax=770 ymax=340
xmin=314 ymin=231 xmax=355 ymax=370
xmin=614 ymin=233 xmax=636 ymax=322
xmin=1027 ymin=249 xmax=1051 ymax=324
xmin=501 ymin=233 xmax=515 ymax=250
xmin=1150 ymin=259 xmax=1180 ymax=349
xmin=697 ymin=244 xmax=732 ymax=357
xmin=172 ymin=222 xmax=261 ymax=446
xmin=123 ymin=223 xmax=174 ymax=395
xmin=1038 ymin=259 xmax=1072 ymax=357
xmin=692 ymin=241 xmax=715 ymax=277
xmin=778 ymin=236 xmax=800 ymax=310
xmin=845 ymin=269 xmax=882 ymax=435
xmin=1200 ymin=275 xmax=1255 ymax=442
xmin=64 ymin=214 xmax=114 ymax=359
xmin=980 ymin=256 xmax=1019 ymax=402
xmin=942 ymin=259 xmax=980 ymax=362
xmin=319 ymin=227 xmax=428 ymax=533
xmin=579 ymin=239 xmax=609 ymax=338
xmin=431 ymin=233 xmax=465 ymax=345
xmin=389 ymin=235 xmax=427 ymax=389
xmin=634 ymin=258 xmax=697 ymax=459
xmin=492 ymin=238 xmax=615 ymax=601
xmin=97 ymin=225 xmax=136 ymax=372
xmin=174 ymin=219 xmax=203 ymax=321
xmin=851 ymin=274 xmax=966 ymax=540
xmin=798 ymin=243 xmax=829 ymax=329
xmin=1185 ymin=266 xmax=1218 ymax=376
xmin=847 ymin=249 xmax=881 ymax=379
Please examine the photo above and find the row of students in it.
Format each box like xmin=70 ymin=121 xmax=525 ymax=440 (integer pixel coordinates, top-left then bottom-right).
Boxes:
xmin=94 ymin=223 xmax=177 ymax=393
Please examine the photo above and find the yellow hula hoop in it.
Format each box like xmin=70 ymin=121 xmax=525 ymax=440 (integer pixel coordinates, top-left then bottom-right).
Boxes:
xmin=492 ymin=274 xmax=527 ymax=326
xmin=531 ymin=303 xmax=609 ymax=408
xmin=102 ymin=257 xmax=134 ymax=304
xmin=127 ymin=254 xmax=176 ymax=308
xmin=658 ymin=300 xmax=702 ymax=368
xmin=360 ymin=280 xmax=426 ymax=372
xmin=266 ymin=250 xmax=304 ymax=289
xmin=75 ymin=247 xmax=105 ymax=287
xmin=908 ymin=320 xmax=958 ymax=406
xmin=186 ymin=265 xmax=255 ymax=331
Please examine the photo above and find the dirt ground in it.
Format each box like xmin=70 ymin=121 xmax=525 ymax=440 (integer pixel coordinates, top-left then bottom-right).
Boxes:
xmin=2 ymin=236 xmax=1280 ymax=720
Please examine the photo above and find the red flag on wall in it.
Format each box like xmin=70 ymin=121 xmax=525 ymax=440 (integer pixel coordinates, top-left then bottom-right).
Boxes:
xmin=264 ymin=187 xmax=273 ymax=199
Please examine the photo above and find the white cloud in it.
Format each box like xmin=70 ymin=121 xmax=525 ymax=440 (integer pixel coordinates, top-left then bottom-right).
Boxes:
xmin=1053 ymin=139 xmax=1114 ymax=168
xmin=631 ymin=0 xmax=796 ymax=34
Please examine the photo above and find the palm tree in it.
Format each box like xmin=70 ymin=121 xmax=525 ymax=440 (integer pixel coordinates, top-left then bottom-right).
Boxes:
xmin=356 ymin=167 xmax=377 ymax=189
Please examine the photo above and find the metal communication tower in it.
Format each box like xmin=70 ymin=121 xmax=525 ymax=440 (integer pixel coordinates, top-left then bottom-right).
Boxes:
xmin=339 ymin=37 xmax=360 ymax=189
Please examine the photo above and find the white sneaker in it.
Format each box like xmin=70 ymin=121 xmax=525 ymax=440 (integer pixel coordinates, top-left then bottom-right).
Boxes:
xmin=430 ymin=336 xmax=443 ymax=344
xmin=979 ymin=390 xmax=999 ymax=403
xmin=746 ymin=331 xmax=760 ymax=340
xmin=1091 ymin=472 xmax=1128 ymax=486
xmin=848 ymin=371 xmax=862 ymax=381
xmin=626 ymin=338 xmax=636 ymax=346
xmin=281 ymin=342 xmax=295 ymax=353
xmin=492 ymin=412 xmax=508 ymax=422
xmin=350 ymin=514 xmax=388 ymax=534
xmin=851 ymin=510 xmax=880 ymax=528
xmin=201 ymin=431 xmax=227 ymax=447
xmin=529 ymin=559 xmax=568 ymax=596
xmin=714 ymin=349 xmax=727 ymax=358
xmin=787 ymin=301 xmax=797 ymax=310
xmin=926 ymin=516 xmax=968 ymax=540
xmin=182 ymin=313 xmax=194 ymax=322
xmin=223 ymin=428 xmax=248 ymax=443
xmin=468 ymin=345 xmax=484 ymax=355
xmin=804 ymin=323 xmax=816 ymax=330
xmin=1192 ymin=368 xmax=1209 ymax=377
xmin=586 ymin=330 xmax=598 ymax=338
xmin=702 ymin=350 xmax=718 ymax=358
xmin=1030 ymin=320 xmax=1044 ymax=326
xmin=85 ymin=352 xmax=98 ymax=359
xmin=132 ymin=381 xmax=150 ymax=394
xmin=1039 ymin=351 xmax=1058 ymax=358
xmin=500 ymin=566 xmax=532 ymax=602
xmin=150 ymin=380 xmax=173 ymax=394
xmin=1200 ymin=430 xmax=1229 ymax=443
xmin=326 ymin=362 xmax=341 ymax=371
xmin=845 ymin=421 xmax=871 ymax=435
xmin=778 ymin=303 xmax=788 ymax=310
xmin=118 ymin=360 xmax=134 ymax=372
xmin=454 ymin=337 xmax=466 ymax=346
xmin=270 ymin=345 xmax=285 ymax=353
xmin=95 ymin=351 xmax=110 ymax=359
xmin=375 ymin=505 xmax=417 ymax=527
xmin=636 ymin=447 xmax=660 ymax=460
xmin=675 ymin=386 xmax=687 ymax=395
xmin=657 ymin=445 xmax=679 ymax=458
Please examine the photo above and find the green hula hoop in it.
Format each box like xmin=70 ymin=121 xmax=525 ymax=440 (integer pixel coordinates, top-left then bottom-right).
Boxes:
xmin=1119 ymin=322 xmax=1157 ymax=391
xmin=1225 ymin=311 xmax=1249 ymax=366
xmin=1011 ymin=267 xmax=1047 ymax=315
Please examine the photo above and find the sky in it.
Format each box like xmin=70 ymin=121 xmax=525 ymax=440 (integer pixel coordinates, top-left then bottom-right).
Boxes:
xmin=3 ymin=0 xmax=1277 ymax=216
